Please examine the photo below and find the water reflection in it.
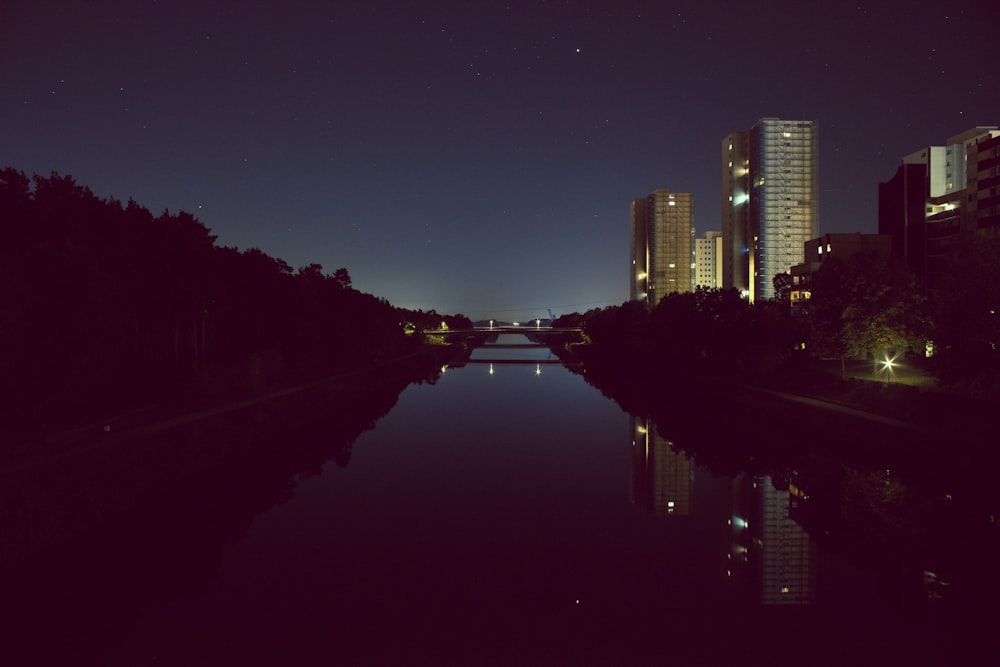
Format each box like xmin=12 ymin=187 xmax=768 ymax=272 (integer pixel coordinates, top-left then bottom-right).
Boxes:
xmin=629 ymin=417 xmax=693 ymax=517
xmin=0 ymin=345 xmax=996 ymax=663
xmin=723 ymin=474 xmax=816 ymax=605
xmin=631 ymin=416 xmax=815 ymax=605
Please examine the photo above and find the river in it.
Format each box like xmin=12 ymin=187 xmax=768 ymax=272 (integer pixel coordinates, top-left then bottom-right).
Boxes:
xmin=1 ymin=334 xmax=995 ymax=665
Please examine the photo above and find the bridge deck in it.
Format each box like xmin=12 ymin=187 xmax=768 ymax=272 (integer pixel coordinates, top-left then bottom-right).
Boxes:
xmin=439 ymin=327 xmax=583 ymax=335
xmin=476 ymin=343 xmax=548 ymax=349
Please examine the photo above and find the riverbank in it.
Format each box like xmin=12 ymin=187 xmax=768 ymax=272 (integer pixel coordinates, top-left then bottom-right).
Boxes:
xmin=560 ymin=341 xmax=995 ymax=438
xmin=0 ymin=343 xmax=466 ymax=566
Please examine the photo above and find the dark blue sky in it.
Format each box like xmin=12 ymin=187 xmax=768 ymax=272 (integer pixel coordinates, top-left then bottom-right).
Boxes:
xmin=2 ymin=1 xmax=996 ymax=320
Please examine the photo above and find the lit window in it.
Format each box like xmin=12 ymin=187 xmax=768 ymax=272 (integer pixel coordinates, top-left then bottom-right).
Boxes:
xmin=826 ymin=243 xmax=832 ymax=252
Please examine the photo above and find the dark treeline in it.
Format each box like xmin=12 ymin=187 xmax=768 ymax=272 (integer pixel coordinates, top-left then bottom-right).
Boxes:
xmin=556 ymin=237 xmax=1000 ymax=403
xmin=552 ymin=240 xmax=1000 ymax=446
xmin=554 ymin=287 xmax=805 ymax=383
xmin=0 ymin=168 xmax=465 ymax=435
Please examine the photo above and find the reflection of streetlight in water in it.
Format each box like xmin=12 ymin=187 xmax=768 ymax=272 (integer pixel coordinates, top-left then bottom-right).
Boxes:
xmin=535 ymin=363 xmax=541 ymax=376
xmin=488 ymin=363 xmax=494 ymax=376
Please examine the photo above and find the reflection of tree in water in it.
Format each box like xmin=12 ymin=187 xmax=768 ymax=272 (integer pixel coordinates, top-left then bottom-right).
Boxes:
xmin=0 ymin=358 xmax=440 ymax=665
xmin=582 ymin=352 xmax=1000 ymax=628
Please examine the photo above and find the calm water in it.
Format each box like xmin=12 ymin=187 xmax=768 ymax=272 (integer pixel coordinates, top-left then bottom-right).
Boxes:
xmin=2 ymin=335 xmax=994 ymax=665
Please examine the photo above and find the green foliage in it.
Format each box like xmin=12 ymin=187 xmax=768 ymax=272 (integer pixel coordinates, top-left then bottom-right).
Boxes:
xmin=928 ymin=233 xmax=1000 ymax=392
xmin=772 ymin=272 xmax=793 ymax=303
xmin=571 ymin=287 xmax=799 ymax=380
xmin=806 ymin=252 xmax=931 ymax=362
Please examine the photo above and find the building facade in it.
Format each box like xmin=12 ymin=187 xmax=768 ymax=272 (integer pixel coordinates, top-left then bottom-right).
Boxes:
xmin=695 ymin=230 xmax=723 ymax=288
xmin=630 ymin=188 xmax=694 ymax=306
xmin=964 ymin=131 xmax=1000 ymax=234
xmin=878 ymin=126 xmax=999 ymax=286
xmin=722 ymin=119 xmax=819 ymax=302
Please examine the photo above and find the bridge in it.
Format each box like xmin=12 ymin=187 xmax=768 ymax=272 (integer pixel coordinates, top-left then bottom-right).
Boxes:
xmin=435 ymin=326 xmax=584 ymax=337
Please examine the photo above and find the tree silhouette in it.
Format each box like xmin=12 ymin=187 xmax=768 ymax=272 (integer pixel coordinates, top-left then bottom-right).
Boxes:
xmin=0 ymin=168 xmax=450 ymax=437
xmin=807 ymin=252 xmax=930 ymax=371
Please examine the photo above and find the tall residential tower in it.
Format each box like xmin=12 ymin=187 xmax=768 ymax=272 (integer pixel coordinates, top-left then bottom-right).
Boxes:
xmin=722 ymin=119 xmax=819 ymax=302
xmin=630 ymin=189 xmax=694 ymax=306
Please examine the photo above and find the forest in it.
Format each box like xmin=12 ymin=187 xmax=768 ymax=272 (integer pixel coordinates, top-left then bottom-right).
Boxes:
xmin=0 ymin=169 xmax=466 ymax=437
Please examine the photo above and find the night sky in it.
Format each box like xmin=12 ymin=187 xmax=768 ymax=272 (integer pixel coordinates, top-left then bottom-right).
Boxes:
xmin=2 ymin=1 xmax=996 ymax=321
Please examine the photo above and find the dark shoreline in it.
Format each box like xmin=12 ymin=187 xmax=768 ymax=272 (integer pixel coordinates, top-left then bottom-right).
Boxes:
xmin=0 ymin=343 xmax=464 ymax=567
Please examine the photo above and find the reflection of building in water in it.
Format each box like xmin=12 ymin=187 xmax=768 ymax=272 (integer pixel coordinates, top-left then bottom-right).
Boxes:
xmin=722 ymin=474 xmax=816 ymax=604
xmin=629 ymin=417 xmax=693 ymax=517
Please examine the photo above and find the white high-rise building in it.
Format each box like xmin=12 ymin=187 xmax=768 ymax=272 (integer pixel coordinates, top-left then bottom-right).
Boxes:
xmin=695 ymin=230 xmax=723 ymax=289
xmin=722 ymin=119 xmax=819 ymax=302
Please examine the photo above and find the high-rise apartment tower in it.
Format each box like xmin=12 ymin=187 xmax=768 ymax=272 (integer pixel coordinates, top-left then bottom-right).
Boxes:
xmin=630 ymin=189 xmax=694 ymax=306
xmin=722 ymin=119 xmax=819 ymax=302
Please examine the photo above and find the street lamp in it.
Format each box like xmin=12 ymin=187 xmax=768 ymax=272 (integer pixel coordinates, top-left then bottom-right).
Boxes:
xmin=881 ymin=357 xmax=894 ymax=384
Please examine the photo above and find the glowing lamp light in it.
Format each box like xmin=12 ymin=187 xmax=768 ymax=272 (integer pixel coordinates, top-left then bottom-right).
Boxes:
xmin=881 ymin=353 xmax=898 ymax=384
